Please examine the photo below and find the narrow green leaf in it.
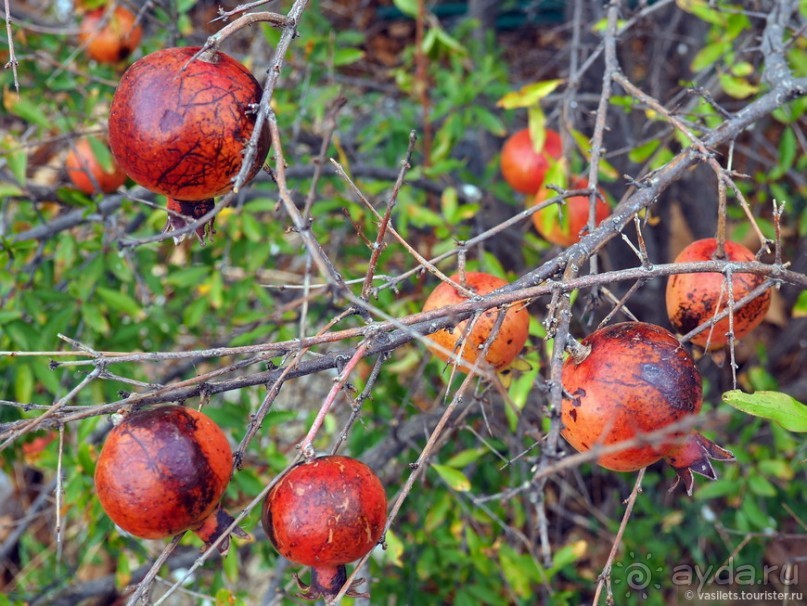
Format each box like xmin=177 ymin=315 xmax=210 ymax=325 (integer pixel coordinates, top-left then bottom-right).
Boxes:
xmin=722 ymin=390 xmax=807 ymax=432
xmin=527 ymin=106 xmax=547 ymax=154
xmin=497 ymin=79 xmax=563 ymax=109
xmin=629 ymin=139 xmax=661 ymax=164
xmin=333 ymin=48 xmax=364 ymax=67
xmin=0 ymin=182 xmax=23 ymax=197
xmin=432 ymin=464 xmax=471 ymax=492
xmin=15 ymin=362 xmax=34 ymax=403
xmin=392 ymin=0 xmax=418 ymax=18
xmin=444 ymin=448 xmax=484 ymax=469
xmin=96 ymin=286 xmax=142 ymax=318
xmin=719 ymin=74 xmax=759 ymax=99
xmin=86 ymin=136 xmax=115 ymax=174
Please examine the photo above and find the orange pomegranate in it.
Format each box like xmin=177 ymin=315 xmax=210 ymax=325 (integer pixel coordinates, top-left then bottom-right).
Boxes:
xmin=665 ymin=238 xmax=770 ymax=350
xmin=262 ymin=456 xmax=387 ymax=599
xmin=79 ymin=6 xmax=143 ymax=64
xmin=422 ymin=272 xmax=529 ymax=373
xmin=65 ymin=136 xmax=127 ymax=194
xmin=531 ymin=175 xmax=610 ymax=246
xmin=108 ymin=47 xmax=271 ymax=202
xmin=561 ymin=322 xmax=733 ymax=494
xmin=500 ymin=128 xmax=563 ymax=195
xmin=94 ymin=405 xmax=243 ymax=552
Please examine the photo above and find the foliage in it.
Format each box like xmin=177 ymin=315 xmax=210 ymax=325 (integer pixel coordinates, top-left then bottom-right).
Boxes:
xmin=1 ymin=1 xmax=806 ymax=605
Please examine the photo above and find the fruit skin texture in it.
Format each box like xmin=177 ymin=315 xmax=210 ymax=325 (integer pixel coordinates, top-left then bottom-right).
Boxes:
xmin=262 ymin=456 xmax=387 ymax=599
xmin=79 ymin=6 xmax=143 ymax=64
xmin=531 ymin=176 xmax=610 ymax=246
xmin=95 ymin=405 xmax=240 ymax=551
xmin=665 ymin=238 xmax=771 ymax=350
xmin=65 ymin=137 xmax=127 ymax=194
xmin=108 ymin=47 xmax=271 ymax=202
xmin=422 ymin=272 xmax=529 ymax=373
xmin=500 ymin=128 xmax=563 ymax=195
xmin=561 ymin=322 xmax=733 ymax=494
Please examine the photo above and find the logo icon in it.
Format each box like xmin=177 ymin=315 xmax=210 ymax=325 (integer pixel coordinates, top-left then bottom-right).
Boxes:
xmin=613 ymin=551 xmax=663 ymax=599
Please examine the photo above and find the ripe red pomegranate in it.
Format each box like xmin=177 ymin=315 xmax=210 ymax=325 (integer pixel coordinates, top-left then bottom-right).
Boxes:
xmin=108 ymin=47 xmax=271 ymax=237
xmin=530 ymin=175 xmax=610 ymax=246
xmin=665 ymin=238 xmax=771 ymax=350
xmin=65 ymin=136 xmax=128 ymax=194
xmin=500 ymin=128 xmax=563 ymax=195
xmin=422 ymin=272 xmax=529 ymax=374
xmin=561 ymin=322 xmax=733 ymax=494
xmin=262 ymin=456 xmax=387 ymax=600
xmin=95 ymin=405 xmax=244 ymax=552
xmin=79 ymin=6 xmax=143 ymax=64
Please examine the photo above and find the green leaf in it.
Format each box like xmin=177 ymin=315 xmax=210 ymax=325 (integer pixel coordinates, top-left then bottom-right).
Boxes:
xmin=432 ymin=464 xmax=471 ymax=492
xmin=333 ymin=48 xmax=364 ymax=67
xmin=722 ymin=390 xmax=807 ymax=432
xmin=690 ymin=40 xmax=730 ymax=72
xmin=676 ymin=0 xmax=726 ymax=25
xmin=0 ymin=182 xmax=23 ymax=197
xmin=392 ymin=0 xmax=418 ymax=18
xmin=7 ymin=147 xmax=27 ymax=186
xmin=496 ymin=79 xmax=563 ymax=109
xmin=628 ymin=139 xmax=661 ymax=164
xmin=444 ymin=448 xmax=484 ymax=468
xmin=3 ymin=92 xmax=51 ymax=129
xmin=86 ymin=136 xmax=115 ymax=174
xmin=794 ymin=290 xmax=807 ymax=317
xmin=381 ymin=528 xmax=405 ymax=567
xmin=15 ymin=362 xmax=34 ymax=402
xmin=527 ymin=106 xmax=547 ymax=153
xmin=96 ymin=286 xmax=143 ymax=319
xmin=747 ymin=473 xmax=777 ymax=497
xmin=719 ymin=74 xmax=759 ymax=99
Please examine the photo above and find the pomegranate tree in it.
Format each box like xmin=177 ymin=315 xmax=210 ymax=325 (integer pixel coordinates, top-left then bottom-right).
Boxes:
xmin=561 ymin=322 xmax=734 ymax=494
xmin=262 ymin=456 xmax=387 ymax=600
xmin=108 ymin=46 xmax=271 ymax=240
xmin=94 ymin=405 xmax=244 ymax=552
xmin=665 ymin=238 xmax=771 ymax=350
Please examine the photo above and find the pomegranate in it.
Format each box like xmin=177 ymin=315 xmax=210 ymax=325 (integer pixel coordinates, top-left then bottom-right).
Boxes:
xmin=500 ymin=128 xmax=563 ymax=195
xmin=79 ymin=6 xmax=143 ymax=64
xmin=422 ymin=272 xmax=529 ymax=373
xmin=530 ymin=175 xmax=610 ymax=246
xmin=262 ymin=456 xmax=387 ymax=600
xmin=94 ymin=405 xmax=244 ymax=552
xmin=65 ymin=136 xmax=128 ymax=194
xmin=108 ymin=46 xmax=271 ymax=237
xmin=665 ymin=238 xmax=771 ymax=350
xmin=561 ymin=322 xmax=733 ymax=494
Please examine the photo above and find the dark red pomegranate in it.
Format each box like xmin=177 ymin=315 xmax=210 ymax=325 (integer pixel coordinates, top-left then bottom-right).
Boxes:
xmin=108 ymin=46 xmax=271 ymax=231
xmin=666 ymin=238 xmax=771 ymax=350
xmin=561 ymin=322 xmax=733 ymax=494
xmin=262 ymin=456 xmax=387 ymax=600
xmin=94 ymin=405 xmax=244 ymax=552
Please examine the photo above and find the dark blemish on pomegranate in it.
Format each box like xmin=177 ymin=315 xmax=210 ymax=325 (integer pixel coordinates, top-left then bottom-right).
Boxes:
xmin=160 ymin=109 xmax=183 ymax=132
xmin=569 ymin=409 xmax=578 ymax=422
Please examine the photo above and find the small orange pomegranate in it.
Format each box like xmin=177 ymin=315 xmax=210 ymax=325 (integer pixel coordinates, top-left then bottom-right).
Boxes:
xmin=530 ymin=175 xmax=610 ymax=246
xmin=65 ymin=136 xmax=127 ymax=194
xmin=561 ymin=322 xmax=734 ymax=494
xmin=79 ymin=6 xmax=143 ymax=64
xmin=108 ymin=47 xmax=271 ymax=202
xmin=262 ymin=456 xmax=387 ymax=600
xmin=422 ymin=272 xmax=529 ymax=373
xmin=665 ymin=238 xmax=771 ymax=350
xmin=95 ymin=405 xmax=243 ymax=552
xmin=500 ymin=128 xmax=563 ymax=195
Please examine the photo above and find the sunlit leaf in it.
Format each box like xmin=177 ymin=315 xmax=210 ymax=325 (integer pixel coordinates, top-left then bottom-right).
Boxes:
xmin=496 ymin=79 xmax=564 ymax=109
xmin=723 ymin=390 xmax=807 ymax=432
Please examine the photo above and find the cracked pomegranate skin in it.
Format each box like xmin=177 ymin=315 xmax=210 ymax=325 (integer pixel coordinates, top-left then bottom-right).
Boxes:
xmin=665 ymin=238 xmax=770 ymax=350
xmin=422 ymin=272 xmax=529 ymax=372
xmin=561 ymin=322 xmax=703 ymax=472
xmin=108 ymin=47 xmax=271 ymax=201
xmin=261 ymin=456 xmax=387 ymax=568
xmin=94 ymin=405 xmax=233 ymax=539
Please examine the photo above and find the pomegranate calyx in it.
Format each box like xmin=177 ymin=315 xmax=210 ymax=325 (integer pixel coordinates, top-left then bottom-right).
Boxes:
xmin=165 ymin=198 xmax=216 ymax=244
xmin=293 ymin=565 xmax=369 ymax=601
xmin=193 ymin=505 xmax=249 ymax=556
xmin=665 ymin=432 xmax=735 ymax=496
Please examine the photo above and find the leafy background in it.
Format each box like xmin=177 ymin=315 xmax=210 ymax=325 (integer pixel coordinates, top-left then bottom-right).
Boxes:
xmin=1 ymin=0 xmax=806 ymax=605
